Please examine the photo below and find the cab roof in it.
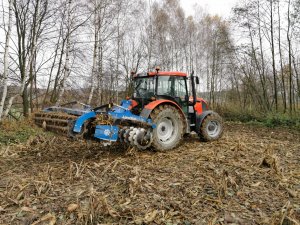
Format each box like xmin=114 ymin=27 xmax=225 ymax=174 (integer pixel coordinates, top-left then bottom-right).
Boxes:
xmin=147 ymin=71 xmax=187 ymax=77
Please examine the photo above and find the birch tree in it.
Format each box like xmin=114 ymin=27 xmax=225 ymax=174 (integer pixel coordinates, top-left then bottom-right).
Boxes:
xmin=0 ymin=0 xmax=13 ymax=120
xmin=2 ymin=0 xmax=49 ymax=117
xmin=56 ymin=0 xmax=72 ymax=105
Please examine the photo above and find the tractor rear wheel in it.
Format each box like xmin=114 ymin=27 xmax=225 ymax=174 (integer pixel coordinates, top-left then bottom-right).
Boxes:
xmin=151 ymin=105 xmax=184 ymax=151
xmin=199 ymin=113 xmax=223 ymax=141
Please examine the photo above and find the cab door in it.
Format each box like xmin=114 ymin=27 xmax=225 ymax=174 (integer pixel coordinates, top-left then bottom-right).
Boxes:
xmin=172 ymin=76 xmax=189 ymax=114
xmin=156 ymin=76 xmax=189 ymax=114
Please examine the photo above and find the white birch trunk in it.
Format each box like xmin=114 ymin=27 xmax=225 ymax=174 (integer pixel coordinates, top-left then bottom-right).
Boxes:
xmin=87 ymin=8 xmax=99 ymax=105
xmin=0 ymin=0 xmax=13 ymax=120
xmin=87 ymin=40 xmax=98 ymax=105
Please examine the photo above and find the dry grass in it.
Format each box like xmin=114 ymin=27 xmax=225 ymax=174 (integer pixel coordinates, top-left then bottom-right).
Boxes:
xmin=0 ymin=123 xmax=299 ymax=224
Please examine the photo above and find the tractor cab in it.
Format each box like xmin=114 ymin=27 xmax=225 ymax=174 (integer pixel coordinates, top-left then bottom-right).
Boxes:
xmin=132 ymin=71 xmax=189 ymax=114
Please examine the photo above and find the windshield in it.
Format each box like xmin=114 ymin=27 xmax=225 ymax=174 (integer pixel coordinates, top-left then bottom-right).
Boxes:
xmin=133 ymin=77 xmax=155 ymax=98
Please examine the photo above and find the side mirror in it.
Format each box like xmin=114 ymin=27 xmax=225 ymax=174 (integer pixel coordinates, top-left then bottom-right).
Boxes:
xmin=195 ymin=76 xmax=199 ymax=85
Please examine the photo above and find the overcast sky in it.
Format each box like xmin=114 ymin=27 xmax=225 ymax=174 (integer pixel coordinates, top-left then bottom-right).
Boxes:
xmin=180 ymin=0 xmax=239 ymax=18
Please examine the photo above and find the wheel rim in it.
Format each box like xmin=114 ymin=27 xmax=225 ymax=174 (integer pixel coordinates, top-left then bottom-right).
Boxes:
xmin=157 ymin=117 xmax=176 ymax=143
xmin=206 ymin=120 xmax=221 ymax=138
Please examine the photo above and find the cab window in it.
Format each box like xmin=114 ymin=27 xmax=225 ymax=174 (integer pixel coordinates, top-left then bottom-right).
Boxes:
xmin=133 ymin=77 xmax=155 ymax=98
xmin=157 ymin=76 xmax=187 ymax=98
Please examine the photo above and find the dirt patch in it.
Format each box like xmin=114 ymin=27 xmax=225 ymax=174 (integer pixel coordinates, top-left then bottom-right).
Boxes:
xmin=0 ymin=123 xmax=299 ymax=224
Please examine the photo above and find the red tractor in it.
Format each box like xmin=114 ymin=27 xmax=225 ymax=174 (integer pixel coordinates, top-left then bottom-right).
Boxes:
xmin=129 ymin=69 xmax=223 ymax=150
xmin=34 ymin=69 xmax=223 ymax=151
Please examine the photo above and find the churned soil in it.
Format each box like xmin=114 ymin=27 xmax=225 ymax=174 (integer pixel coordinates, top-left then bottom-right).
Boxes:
xmin=0 ymin=122 xmax=299 ymax=224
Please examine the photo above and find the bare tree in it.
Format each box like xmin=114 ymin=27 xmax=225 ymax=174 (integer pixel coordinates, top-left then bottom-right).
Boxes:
xmin=0 ymin=0 xmax=13 ymax=120
xmin=56 ymin=0 xmax=72 ymax=105
xmin=2 ymin=0 xmax=49 ymax=117
xmin=277 ymin=0 xmax=287 ymax=112
xmin=269 ymin=0 xmax=278 ymax=110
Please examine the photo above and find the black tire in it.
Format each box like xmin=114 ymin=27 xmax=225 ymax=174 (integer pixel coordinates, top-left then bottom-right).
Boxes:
xmin=150 ymin=105 xmax=184 ymax=151
xmin=199 ymin=113 xmax=223 ymax=141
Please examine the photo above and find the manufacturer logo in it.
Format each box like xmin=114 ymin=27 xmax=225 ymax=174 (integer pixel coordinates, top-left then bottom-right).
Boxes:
xmin=104 ymin=129 xmax=111 ymax=136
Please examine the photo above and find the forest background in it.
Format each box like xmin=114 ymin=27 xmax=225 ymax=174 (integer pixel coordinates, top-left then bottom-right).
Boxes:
xmin=0 ymin=0 xmax=299 ymax=128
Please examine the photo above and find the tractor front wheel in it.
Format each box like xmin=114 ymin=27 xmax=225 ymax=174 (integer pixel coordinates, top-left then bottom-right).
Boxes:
xmin=199 ymin=113 xmax=223 ymax=141
xmin=151 ymin=105 xmax=184 ymax=151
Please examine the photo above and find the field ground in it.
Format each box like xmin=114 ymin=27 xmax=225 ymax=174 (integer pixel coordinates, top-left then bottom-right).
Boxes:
xmin=0 ymin=122 xmax=299 ymax=225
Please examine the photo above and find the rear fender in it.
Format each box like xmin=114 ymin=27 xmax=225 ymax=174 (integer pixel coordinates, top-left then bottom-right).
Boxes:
xmin=190 ymin=97 xmax=209 ymax=115
xmin=195 ymin=110 xmax=214 ymax=133
xmin=140 ymin=100 xmax=184 ymax=118
xmin=73 ymin=111 xmax=96 ymax=133
xmin=140 ymin=100 xmax=188 ymax=131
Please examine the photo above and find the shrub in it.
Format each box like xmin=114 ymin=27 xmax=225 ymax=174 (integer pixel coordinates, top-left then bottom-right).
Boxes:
xmin=218 ymin=105 xmax=300 ymax=131
xmin=0 ymin=119 xmax=41 ymax=145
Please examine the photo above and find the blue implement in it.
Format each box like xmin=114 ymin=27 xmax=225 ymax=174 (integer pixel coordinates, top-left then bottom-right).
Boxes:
xmin=52 ymin=99 xmax=156 ymax=142
xmin=94 ymin=125 xmax=119 ymax=141
xmin=73 ymin=111 xmax=96 ymax=133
